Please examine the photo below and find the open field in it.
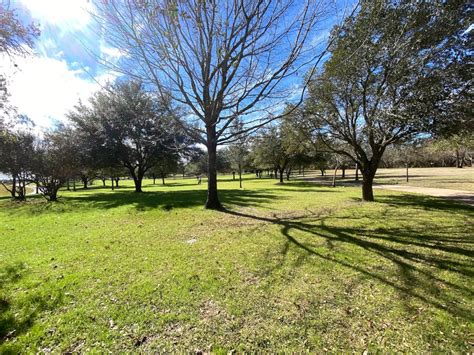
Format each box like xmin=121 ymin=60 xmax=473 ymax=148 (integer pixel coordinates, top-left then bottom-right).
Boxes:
xmin=373 ymin=167 xmax=474 ymax=191
xmin=0 ymin=176 xmax=472 ymax=352
xmin=0 ymin=184 xmax=37 ymax=197
xmin=301 ymin=167 xmax=474 ymax=192
xmin=0 ymin=186 xmax=8 ymax=197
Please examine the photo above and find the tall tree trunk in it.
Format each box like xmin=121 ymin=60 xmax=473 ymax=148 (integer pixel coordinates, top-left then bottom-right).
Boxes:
xmin=332 ymin=164 xmax=339 ymax=187
xmin=16 ymin=178 xmax=26 ymax=201
xmin=205 ymin=139 xmax=222 ymax=210
xmin=131 ymin=170 xmax=143 ymax=193
xmin=49 ymin=189 xmax=57 ymax=202
xmin=342 ymin=167 xmax=346 ymax=179
xmin=361 ymin=166 xmax=377 ymax=202
xmin=355 ymin=163 xmax=359 ymax=182
xmin=279 ymin=168 xmax=284 ymax=183
xmin=161 ymin=174 xmax=165 ymax=185
xmin=134 ymin=177 xmax=142 ymax=192
xmin=362 ymin=176 xmax=374 ymax=201
xmin=239 ymin=168 xmax=242 ymax=189
xmin=153 ymin=173 xmax=156 ymax=185
xmin=10 ymin=175 xmax=17 ymax=198
xmin=81 ymin=176 xmax=88 ymax=189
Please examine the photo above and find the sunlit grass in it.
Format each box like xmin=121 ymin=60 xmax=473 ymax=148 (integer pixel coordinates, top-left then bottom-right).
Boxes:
xmin=0 ymin=175 xmax=472 ymax=352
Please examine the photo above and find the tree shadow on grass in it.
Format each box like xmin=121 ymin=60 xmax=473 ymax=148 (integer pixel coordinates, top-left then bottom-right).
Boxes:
xmin=0 ymin=263 xmax=64 ymax=349
xmin=370 ymin=193 xmax=474 ymax=212
xmin=7 ymin=188 xmax=282 ymax=215
xmin=221 ymin=196 xmax=474 ymax=321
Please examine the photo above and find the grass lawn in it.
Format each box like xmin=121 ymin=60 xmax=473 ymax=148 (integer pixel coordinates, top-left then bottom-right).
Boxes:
xmin=0 ymin=176 xmax=472 ymax=352
xmin=0 ymin=185 xmax=10 ymax=197
xmin=373 ymin=167 xmax=474 ymax=191
xmin=310 ymin=167 xmax=474 ymax=191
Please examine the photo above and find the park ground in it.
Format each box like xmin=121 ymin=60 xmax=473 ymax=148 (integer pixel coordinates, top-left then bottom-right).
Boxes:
xmin=0 ymin=167 xmax=473 ymax=352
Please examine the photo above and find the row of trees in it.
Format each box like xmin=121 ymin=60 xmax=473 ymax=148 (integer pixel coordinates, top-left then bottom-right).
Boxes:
xmin=0 ymin=81 xmax=196 ymax=200
xmin=1 ymin=0 xmax=472 ymax=205
xmin=1 ymin=103 xmax=472 ymax=202
xmin=93 ymin=0 xmax=472 ymax=204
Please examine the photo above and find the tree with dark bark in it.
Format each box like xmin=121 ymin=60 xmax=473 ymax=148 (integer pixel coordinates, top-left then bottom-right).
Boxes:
xmin=304 ymin=0 xmax=470 ymax=201
xmin=252 ymin=124 xmax=297 ymax=183
xmin=0 ymin=128 xmax=35 ymax=200
xmin=33 ymin=132 xmax=71 ymax=202
xmin=94 ymin=0 xmax=333 ymax=209
xmin=70 ymin=80 xmax=185 ymax=193
xmin=149 ymin=152 xmax=180 ymax=185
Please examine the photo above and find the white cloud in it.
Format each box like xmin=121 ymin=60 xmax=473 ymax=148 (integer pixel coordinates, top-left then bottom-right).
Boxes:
xmin=1 ymin=54 xmax=100 ymax=129
xmin=100 ymin=44 xmax=124 ymax=60
xmin=18 ymin=0 xmax=93 ymax=31
xmin=310 ymin=29 xmax=330 ymax=47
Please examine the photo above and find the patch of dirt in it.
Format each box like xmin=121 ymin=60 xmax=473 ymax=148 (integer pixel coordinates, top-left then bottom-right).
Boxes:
xmin=200 ymin=299 xmax=227 ymax=322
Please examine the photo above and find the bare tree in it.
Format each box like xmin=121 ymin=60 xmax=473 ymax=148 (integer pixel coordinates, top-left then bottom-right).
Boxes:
xmin=93 ymin=0 xmax=334 ymax=209
xmin=0 ymin=0 xmax=39 ymax=57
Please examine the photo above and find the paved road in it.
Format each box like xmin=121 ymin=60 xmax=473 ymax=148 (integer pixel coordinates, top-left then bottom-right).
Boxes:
xmin=374 ymin=185 xmax=474 ymax=206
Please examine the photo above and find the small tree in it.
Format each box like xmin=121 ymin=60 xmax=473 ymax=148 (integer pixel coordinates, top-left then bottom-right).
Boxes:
xmin=253 ymin=125 xmax=296 ymax=183
xmin=150 ymin=152 xmax=180 ymax=185
xmin=33 ymin=132 xmax=71 ymax=202
xmin=228 ymin=118 xmax=249 ymax=188
xmin=0 ymin=128 xmax=35 ymax=200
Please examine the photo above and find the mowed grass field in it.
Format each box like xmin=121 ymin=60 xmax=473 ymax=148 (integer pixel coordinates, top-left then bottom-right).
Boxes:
xmin=0 ymin=185 xmax=10 ymax=197
xmin=0 ymin=174 xmax=473 ymax=352
xmin=310 ymin=166 xmax=474 ymax=191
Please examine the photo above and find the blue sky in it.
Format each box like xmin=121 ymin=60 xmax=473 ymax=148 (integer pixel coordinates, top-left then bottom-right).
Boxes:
xmin=2 ymin=0 xmax=121 ymax=131
xmin=2 ymin=0 xmax=355 ymax=131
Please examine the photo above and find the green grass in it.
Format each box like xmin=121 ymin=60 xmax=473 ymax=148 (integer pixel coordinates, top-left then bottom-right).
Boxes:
xmin=0 ymin=176 xmax=473 ymax=352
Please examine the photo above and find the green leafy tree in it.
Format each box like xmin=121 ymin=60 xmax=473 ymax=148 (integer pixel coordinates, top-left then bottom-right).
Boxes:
xmin=305 ymin=0 xmax=470 ymax=201
xmin=228 ymin=118 xmax=250 ymax=188
xmin=0 ymin=128 xmax=35 ymax=200
xmin=252 ymin=124 xmax=297 ymax=183
xmin=70 ymin=81 xmax=186 ymax=193
xmin=33 ymin=130 xmax=74 ymax=201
